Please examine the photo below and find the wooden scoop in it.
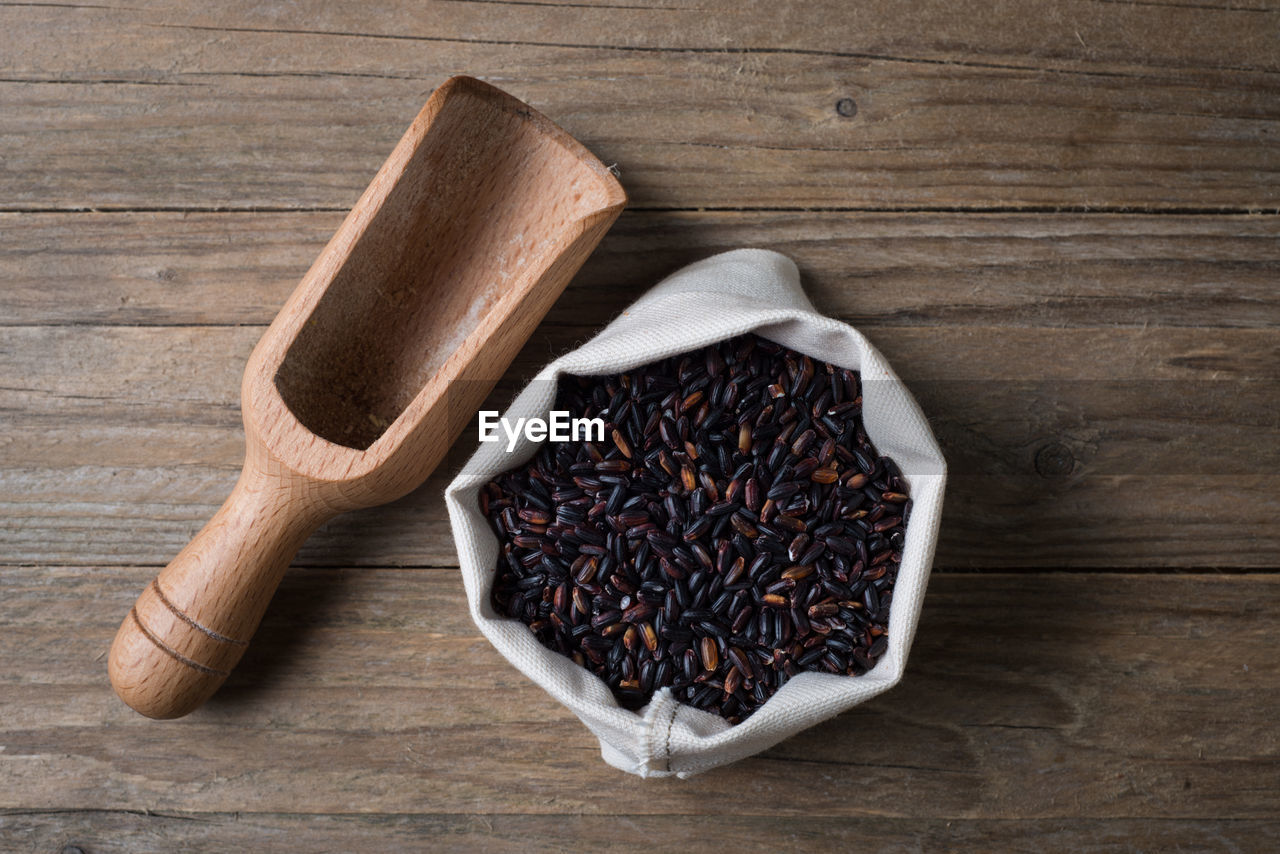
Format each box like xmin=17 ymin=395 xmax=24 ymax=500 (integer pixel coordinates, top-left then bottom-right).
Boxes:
xmin=108 ymin=76 xmax=626 ymax=719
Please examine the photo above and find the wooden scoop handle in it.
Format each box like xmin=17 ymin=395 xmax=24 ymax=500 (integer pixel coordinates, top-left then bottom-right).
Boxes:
xmin=108 ymin=460 xmax=331 ymax=719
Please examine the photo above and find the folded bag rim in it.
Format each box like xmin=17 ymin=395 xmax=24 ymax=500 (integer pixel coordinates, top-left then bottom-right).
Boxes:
xmin=445 ymin=248 xmax=946 ymax=777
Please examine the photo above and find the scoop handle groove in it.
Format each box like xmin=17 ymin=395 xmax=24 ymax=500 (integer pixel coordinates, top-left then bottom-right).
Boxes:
xmin=108 ymin=461 xmax=330 ymax=719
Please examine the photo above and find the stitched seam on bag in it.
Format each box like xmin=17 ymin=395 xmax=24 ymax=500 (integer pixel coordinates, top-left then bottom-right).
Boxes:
xmin=663 ymin=698 xmax=678 ymax=774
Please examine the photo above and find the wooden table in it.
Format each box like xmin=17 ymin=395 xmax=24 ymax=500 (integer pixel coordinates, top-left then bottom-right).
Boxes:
xmin=3 ymin=2 xmax=1277 ymax=851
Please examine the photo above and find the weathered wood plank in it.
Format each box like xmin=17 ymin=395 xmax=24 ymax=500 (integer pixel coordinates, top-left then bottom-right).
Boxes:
xmin=1 ymin=568 xmax=1276 ymax=819
xmin=6 ymin=0 xmax=1277 ymax=845
xmin=166 ymin=0 xmax=1280 ymax=72
xmin=1 ymin=3 xmax=1277 ymax=209
xmin=3 ymin=811 xmax=1278 ymax=854
xmin=2 ymin=324 xmax=1276 ymax=568
xmin=10 ymin=0 xmax=1280 ymax=73
xmin=3 ymin=211 xmax=1278 ymax=329
xmin=5 ymin=464 xmax=1276 ymax=568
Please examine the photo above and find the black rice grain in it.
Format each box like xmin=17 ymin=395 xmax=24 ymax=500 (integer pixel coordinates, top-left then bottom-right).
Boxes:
xmin=483 ymin=333 xmax=909 ymax=723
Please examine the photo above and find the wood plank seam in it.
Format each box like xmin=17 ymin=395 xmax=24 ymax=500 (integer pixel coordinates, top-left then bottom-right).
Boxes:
xmin=4 ymin=205 xmax=1280 ymax=214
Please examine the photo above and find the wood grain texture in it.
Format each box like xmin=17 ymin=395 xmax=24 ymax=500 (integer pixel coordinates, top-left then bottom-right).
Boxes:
xmin=5 ymin=0 xmax=1278 ymax=847
xmin=1 ymin=211 xmax=1276 ymax=568
xmin=105 ymin=76 xmax=626 ymax=719
xmin=4 ymin=812 xmax=1279 ymax=854
xmin=3 ymin=211 xmax=1279 ymax=329
xmin=1 ymin=2 xmax=1277 ymax=210
xmin=2 ymin=323 xmax=1276 ymax=568
xmin=1 ymin=568 xmax=1277 ymax=825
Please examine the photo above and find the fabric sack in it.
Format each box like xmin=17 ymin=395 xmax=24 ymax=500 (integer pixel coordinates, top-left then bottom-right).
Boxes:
xmin=445 ymin=248 xmax=946 ymax=777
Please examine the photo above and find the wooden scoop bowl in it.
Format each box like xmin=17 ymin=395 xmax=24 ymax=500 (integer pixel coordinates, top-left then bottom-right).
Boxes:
xmin=108 ymin=76 xmax=626 ymax=719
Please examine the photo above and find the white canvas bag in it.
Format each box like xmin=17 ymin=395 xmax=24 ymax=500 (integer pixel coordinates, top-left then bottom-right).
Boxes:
xmin=445 ymin=249 xmax=946 ymax=777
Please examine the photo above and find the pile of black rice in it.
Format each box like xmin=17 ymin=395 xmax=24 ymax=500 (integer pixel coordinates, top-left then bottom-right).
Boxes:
xmin=481 ymin=334 xmax=909 ymax=723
